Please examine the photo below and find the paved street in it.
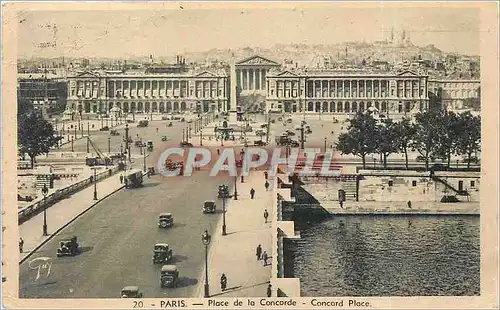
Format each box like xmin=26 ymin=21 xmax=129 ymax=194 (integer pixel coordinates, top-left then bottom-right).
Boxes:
xmin=19 ymin=169 xmax=231 ymax=298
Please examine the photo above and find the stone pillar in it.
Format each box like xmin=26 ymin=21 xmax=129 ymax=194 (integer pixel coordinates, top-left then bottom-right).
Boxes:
xmin=255 ymin=69 xmax=260 ymax=90
xmin=312 ymin=79 xmax=316 ymax=98
xmin=261 ymin=69 xmax=266 ymax=90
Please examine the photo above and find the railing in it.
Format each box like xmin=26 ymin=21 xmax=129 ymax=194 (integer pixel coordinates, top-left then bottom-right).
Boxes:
xmin=18 ymin=165 xmax=120 ymax=224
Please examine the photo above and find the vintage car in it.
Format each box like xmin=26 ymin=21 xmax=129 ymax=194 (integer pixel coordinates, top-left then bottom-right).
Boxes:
xmin=135 ymin=140 xmax=143 ymax=147
xmin=160 ymin=265 xmax=179 ymax=288
xmin=99 ymin=126 xmax=110 ymax=131
xmin=203 ymin=200 xmax=216 ymax=214
xmin=125 ymin=170 xmax=144 ymax=188
xmin=110 ymin=129 xmax=120 ymax=136
xmin=137 ymin=120 xmax=149 ymax=127
xmin=161 ymin=135 xmax=169 ymax=141
xmin=147 ymin=167 xmax=156 ymax=176
xmin=167 ymin=122 xmax=173 ymax=127
xmin=56 ymin=236 xmax=79 ymax=257
xmin=254 ymin=140 xmax=267 ymax=146
xmin=153 ymin=243 xmax=173 ymax=264
xmin=121 ymin=286 xmax=143 ymax=298
xmin=179 ymin=141 xmax=193 ymax=148
xmin=158 ymin=213 xmax=174 ymax=228
xmin=147 ymin=140 xmax=153 ymax=151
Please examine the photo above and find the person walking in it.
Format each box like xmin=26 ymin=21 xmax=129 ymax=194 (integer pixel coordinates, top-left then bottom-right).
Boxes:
xmin=220 ymin=273 xmax=227 ymax=291
xmin=19 ymin=237 xmax=24 ymax=253
xmin=262 ymin=251 xmax=269 ymax=266
xmin=119 ymin=175 xmax=124 ymax=184
xmin=265 ymin=181 xmax=270 ymax=191
xmin=264 ymin=209 xmax=269 ymax=223
xmin=264 ymin=171 xmax=268 ymax=180
xmin=267 ymin=284 xmax=272 ymax=297
xmin=156 ymin=128 xmax=159 ymax=134
xmin=250 ymin=188 xmax=255 ymax=199
xmin=256 ymin=244 xmax=262 ymax=260
xmin=241 ymin=175 xmax=244 ymax=183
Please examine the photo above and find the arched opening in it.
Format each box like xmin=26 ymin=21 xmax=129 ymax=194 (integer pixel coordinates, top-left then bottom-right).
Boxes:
xmin=352 ymin=102 xmax=358 ymax=112
xmin=108 ymin=102 xmax=114 ymax=111
xmin=181 ymin=102 xmax=187 ymax=112
xmin=84 ymin=102 xmax=91 ymax=113
xmin=159 ymin=102 xmax=165 ymax=113
xmin=367 ymin=102 xmax=372 ymax=108
xmin=322 ymin=102 xmax=328 ymax=112
xmin=330 ymin=102 xmax=335 ymax=112
xmin=359 ymin=101 xmax=365 ymax=112
xmin=152 ymin=102 xmax=158 ymax=112
xmin=166 ymin=102 xmax=172 ymax=112
xmin=145 ymin=102 xmax=150 ymax=113
xmin=137 ymin=102 xmax=144 ymax=112
xmin=130 ymin=102 xmax=136 ymax=113
xmin=173 ymin=102 xmax=179 ymax=112
xmin=315 ymin=102 xmax=321 ymax=112
xmin=381 ymin=102 xmax=387 ymax=112
xmin=122 ymin=102 xmax=129 ymax=113
xmin=307 ymin=102 xmax=314 ymax=111
xmin=375 ymin=102 xmax=380 ymax=110
xmin=344 ymin=102 xmax=350 ymax=112
xmin=337 ymin=102 xmax=343 ymax=112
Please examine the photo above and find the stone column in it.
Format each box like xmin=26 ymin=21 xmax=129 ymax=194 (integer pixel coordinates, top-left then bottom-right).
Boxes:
xmin=255 ymin=69 xmax=260 ymax=90
xmin=246 ymin=69 xmax=250 ymax=90
xmin=261 ymin=69 xmax=266 ymax=90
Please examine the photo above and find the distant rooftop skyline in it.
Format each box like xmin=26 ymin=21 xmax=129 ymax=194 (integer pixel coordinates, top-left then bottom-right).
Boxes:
xmin=17 ymin=5 xmax=480 ymax=59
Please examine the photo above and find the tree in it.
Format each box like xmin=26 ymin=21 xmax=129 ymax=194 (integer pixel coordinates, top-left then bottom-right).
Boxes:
xmin=394 ymin=117 xmax=416 ymax=169
xmin=18 ymin=100 xmax=61 ymax=168
xmin=411 ymin=110 xmax=442 ymax=170
xmin=375 ymin=118 xmax=399 ymax=168
xmin=435 ymin=111 xmax=461 ymax=168
xmin=336 ymin=112 xmax=378 ymax=168
xmin=456 ymin=112 xmax=481 ymax=168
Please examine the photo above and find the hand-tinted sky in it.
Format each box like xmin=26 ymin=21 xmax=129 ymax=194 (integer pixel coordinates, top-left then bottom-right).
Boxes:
xmin=17 ymin=6 xmax=480 ymax=58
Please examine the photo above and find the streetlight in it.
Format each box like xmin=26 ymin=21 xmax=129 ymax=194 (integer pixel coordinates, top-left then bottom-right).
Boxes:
xmin=324 ymin=137 xmax=327 ymax=153
xmin=71 ymin=136 xmax=74 ymax=152
xmin=200 ymin=117 xmax=203 ymax=146
xmin=108 ymin=137 xmax=111 ymax=154
xmin=234 ymin=175 xmax=238 ymax=200
xmin=120 ymin=143 xmax=124 ymax=156
xmin=202 ymin=229 xmax=211 ymax=298
xmin=142 ymin=143 xmax=147 ymax=172
xmin=41 ymin=184 xmax=48 ymax=236
xmin=93 ymin=168 xmax=98 ymax=200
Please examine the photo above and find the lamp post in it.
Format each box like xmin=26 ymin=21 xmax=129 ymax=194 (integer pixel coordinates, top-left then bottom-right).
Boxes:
xmin=86 ymin=136 xmax=90 ymax=154
xmin=93 ymin=168 xmax=98 ymax=200
xmin=202 ymin=230 xmax=211 ymax=298
xmin=71 ymin=136 xmax=74 ymax=152
xmin=143 ymin=144 xmax=147 ymax=172
xmin=324 ymin=137 xmax=327 ymax=153
xmin=41 ymin=184 xmax=48 ymax=236
xmin=125 ymin=123 xmax=131 ymax=162
xmin=120 ymin=143 xmax=123 ymax=156
xmin=87 ymin=122 xmax=90 ymax=136
xmin=234 ymin=175 xmax=238 ymax=200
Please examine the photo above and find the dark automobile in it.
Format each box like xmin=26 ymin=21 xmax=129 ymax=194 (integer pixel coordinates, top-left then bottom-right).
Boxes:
xmin=254 ymin=140 xmax=267 ymax=146
xmin=152 ymin=243 xmax=173 ymax=264
xmin=137 ymin=120 xmax=149 ymax=127
xmin=203 ymin=200 xmax=216 ymax=214
xmin=160 ymin=265 xmax=179 ymax=288
xmin=110 ymin=130 xmax=120 ymax=136
xmin=56 ymin=236 xmax=79 ymax=257
xmin=121 ymin=286 xmax=143 ymax=298
xmin=158 ymin=213 xmax=173 ymax=228
xmin=180 ymin=141 xmax=193 ymax=148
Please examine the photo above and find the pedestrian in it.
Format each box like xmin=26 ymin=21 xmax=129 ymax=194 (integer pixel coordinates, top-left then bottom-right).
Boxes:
xmin=250 ymin=188 xmax=255 ymax=199
xmin=241 ymin=175 xmax=244 ymax=183
xmin=156 ymin=128 xmax=159 ymax=134
xmin=220 ymin=273 xmax=227 ymax=291
xmin=262 ymin=251 xmax=268 ymax=266
xmin=119 ymin=175 xmax=124 ymax=184
xmin=407 ymin=200 xmax=412 ymax=209
xmin=217 ymin=149 xmax=220 ymax=155
xmin=124 ymin=178 xmax=128 ymax=188
xmin=267 ymin=284 xmax=272 ymax=297
xmin=256 ymin=244 xmax=262 ymax=260
xmin=264 ymin=171 xmax=268 ymax=180
xmin=264 ymin=209 xmax=269 ymax=223
xmin=265 ymin=181 xmax=270 ymax=191
xmin=19 ymin=237 xmax=24 ymax=253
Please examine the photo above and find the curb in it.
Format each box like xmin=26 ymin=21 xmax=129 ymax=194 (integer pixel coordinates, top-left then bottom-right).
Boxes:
xmin=19 ymin=182 xmax=126 ymax=265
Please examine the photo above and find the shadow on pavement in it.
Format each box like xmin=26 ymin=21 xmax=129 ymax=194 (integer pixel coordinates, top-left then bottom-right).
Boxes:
xmin=175 ymin=277 xmax=198 ymax=288
xmin=77 ymin=246 xmax=94 ymax=255
xmin=210 ymin=281 xmax=269 ymax=297
xmin=140 ymin=182 xmax=161 ymax=188
xmin=171 ymin=254 xmax=188 ymax=264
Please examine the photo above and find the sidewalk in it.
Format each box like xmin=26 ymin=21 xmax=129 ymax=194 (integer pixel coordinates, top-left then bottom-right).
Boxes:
xmin=196 ymin=170 xmax=274 ymax=297
xmin=18 ymin=157 xmax=146 ymax=263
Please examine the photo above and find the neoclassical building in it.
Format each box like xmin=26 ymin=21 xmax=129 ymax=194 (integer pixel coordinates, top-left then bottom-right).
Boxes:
xmin=428 ymin=79 xmax=480 ymax=112
xmin=266 ymin=68 xmax=430 ymax=115
xmin=235 ymin=55 xmax=280 ymax=95
xmin=66 ymin=69 xmax=229 ymax=116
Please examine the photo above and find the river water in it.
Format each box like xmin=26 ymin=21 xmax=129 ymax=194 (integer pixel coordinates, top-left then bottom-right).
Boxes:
xmin=291 ymin=215 xmax=480 ymax=296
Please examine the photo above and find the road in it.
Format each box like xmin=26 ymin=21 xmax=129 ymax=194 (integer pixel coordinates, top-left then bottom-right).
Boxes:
xmin=19 ymin=168 xmax=233 ymax=298
xmin=21 ymin=118 xmax=236 ymax=298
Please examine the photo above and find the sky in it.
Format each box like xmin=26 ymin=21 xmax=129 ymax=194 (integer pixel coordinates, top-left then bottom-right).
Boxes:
xmin=17 ymin=5 xmax=481 ymax=59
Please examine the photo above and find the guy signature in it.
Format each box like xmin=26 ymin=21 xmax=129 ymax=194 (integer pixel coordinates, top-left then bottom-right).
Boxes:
xmin=28 ymin=257 xmax=52 ymax=281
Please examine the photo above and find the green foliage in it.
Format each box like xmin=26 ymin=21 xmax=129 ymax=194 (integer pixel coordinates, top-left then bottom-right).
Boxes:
xmin=394 ymin=117 xmax=416 ymax=169
xmin=455 ymin=112 xmax=481 ymax=168
xmin=410 ymin=110 xmax=442 ymax=169
xmin=335 ymin=112 xmax=378 ymax=168
xmin=17 ymin=99 xmax=61 ymax=168
xmin=375 ymin=118 xmax=399 ymax=167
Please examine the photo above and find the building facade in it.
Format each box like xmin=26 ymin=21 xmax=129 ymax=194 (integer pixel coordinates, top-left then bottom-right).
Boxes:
xmin=266 ymin=69 xmax=430 ymax=115
xmin=66 ymin=69 xmax=229 ymax=117
xmin=17 ymin=73 xmax=67 ymax=108
xmin=235 ymin=55 xmax=280 ymax=95
xmin=428 ymin=79 xmax=480 ymax=112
